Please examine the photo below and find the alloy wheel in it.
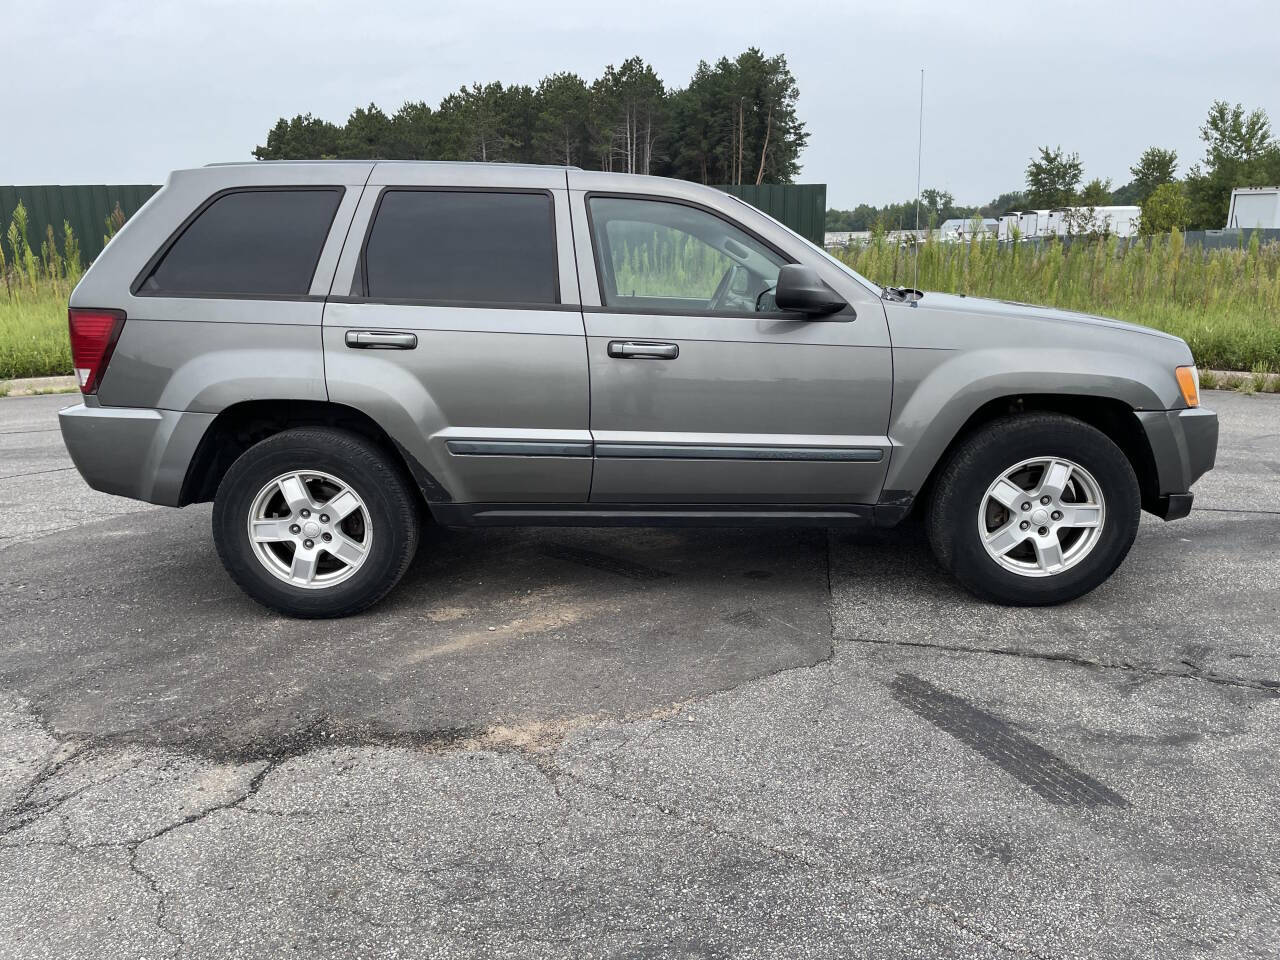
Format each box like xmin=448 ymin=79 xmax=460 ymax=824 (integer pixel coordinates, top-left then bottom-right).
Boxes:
xmin=977 ymin=456 xmax=1106 ymax=578
xmin=246 ymin=470 xmax=373 ymax=589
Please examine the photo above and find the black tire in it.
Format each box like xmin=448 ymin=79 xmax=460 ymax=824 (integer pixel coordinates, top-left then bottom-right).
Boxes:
xmin=212 ymin=428 xmax=420 ymax=618
xmin=926 ymin=414 xmax=1140 ymax=606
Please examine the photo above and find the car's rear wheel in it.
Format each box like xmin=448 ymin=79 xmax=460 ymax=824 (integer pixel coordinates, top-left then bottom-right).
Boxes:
xmin=213 ymin=428 xmax=419 ymax=618
xmin=926 ymin=414 xmax=1141 ymax=605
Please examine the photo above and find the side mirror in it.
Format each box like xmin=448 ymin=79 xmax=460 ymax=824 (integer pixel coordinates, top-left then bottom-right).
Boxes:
xmin=773 ymin=264 xmax=847 ymax=316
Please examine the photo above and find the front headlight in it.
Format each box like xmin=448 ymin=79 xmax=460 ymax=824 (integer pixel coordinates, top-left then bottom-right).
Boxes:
xmin=1175 ymin=366 xmax=1200 ymax=408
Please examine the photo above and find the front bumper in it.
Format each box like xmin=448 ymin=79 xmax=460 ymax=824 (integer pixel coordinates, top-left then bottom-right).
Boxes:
xmin=1135 ymin=406 xmax=1218 ymax=521
xmin=59 ymin=402 xmax=214 ymax=506
xmin=1152 ymin=492 xmax=1195 ymax=521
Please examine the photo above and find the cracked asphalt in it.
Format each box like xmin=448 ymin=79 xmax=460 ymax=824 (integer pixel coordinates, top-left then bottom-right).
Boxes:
xmin=1 ymin=391 xmax=1277 ymax=958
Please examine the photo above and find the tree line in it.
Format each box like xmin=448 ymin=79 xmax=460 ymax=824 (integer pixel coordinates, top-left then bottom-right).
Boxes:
xmin=827 ymin=100 xmax=1280 ymax=234
xmin=253 ymin=49 xmax=807 ymax=186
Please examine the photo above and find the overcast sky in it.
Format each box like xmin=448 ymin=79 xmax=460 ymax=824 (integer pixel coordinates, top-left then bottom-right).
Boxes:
xmin=5 ymin=0 xmax=1277 ymax=208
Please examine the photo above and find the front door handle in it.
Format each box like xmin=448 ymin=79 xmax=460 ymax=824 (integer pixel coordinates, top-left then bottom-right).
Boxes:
xmin=345 ymin=330 xmax=418 ymax=350
xmin=607 ymin=340 xmax=679 ymax=360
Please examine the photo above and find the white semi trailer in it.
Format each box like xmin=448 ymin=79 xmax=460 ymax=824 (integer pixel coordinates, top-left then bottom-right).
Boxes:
xmin=997 ymin=211 xmax=1049 ymax=240
xmin=1044 ymin=206 xmax=1140 ymax=238
xmin=997 ymin=213 xmax=1020 ymax=241
xmin=999 ymin=206 xmax=1140 ymax=240
xmin=1226 ymin=188 xmax=1280 ymax=229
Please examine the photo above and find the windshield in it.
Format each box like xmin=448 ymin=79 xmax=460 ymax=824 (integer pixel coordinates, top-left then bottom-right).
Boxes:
xmin=722 ymin=194 xmax=884 ymax=296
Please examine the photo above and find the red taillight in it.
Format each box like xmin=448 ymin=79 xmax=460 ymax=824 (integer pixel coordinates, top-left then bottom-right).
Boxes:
xmin=68 ymin=309 xmax=126 ymax=395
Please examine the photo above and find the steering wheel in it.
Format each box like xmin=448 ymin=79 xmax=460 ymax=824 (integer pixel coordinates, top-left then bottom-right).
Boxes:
xmin=708 ymin=265 xmax=736 ymax=311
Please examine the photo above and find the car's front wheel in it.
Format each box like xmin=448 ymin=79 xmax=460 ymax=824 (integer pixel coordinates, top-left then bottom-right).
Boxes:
xmin=926 ymin=414 xmax=1141 ymax=605
xmin=212 ymin=428 xmax=419 ymax=618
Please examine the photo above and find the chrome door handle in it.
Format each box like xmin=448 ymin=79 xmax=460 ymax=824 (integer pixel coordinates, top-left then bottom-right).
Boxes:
xmin=345 ymin=330 xmax=417 ymax=350
xmin=607 ymin=340 xmax=679 ymax=360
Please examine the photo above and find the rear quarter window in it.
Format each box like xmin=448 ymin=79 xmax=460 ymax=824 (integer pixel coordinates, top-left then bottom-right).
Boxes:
xmin=138 ymin=188 xmax=343 ymax=297
xmin=361 ymin=190 xmax=558 ymax=304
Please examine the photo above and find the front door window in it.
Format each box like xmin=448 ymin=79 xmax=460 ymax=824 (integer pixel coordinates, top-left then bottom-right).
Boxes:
xmin=588 ymin=196 xmax=786 ymax=315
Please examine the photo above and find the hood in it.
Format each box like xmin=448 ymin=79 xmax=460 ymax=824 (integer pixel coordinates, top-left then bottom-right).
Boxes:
xmin=911 ymin=291 xmax=1181 ymax=343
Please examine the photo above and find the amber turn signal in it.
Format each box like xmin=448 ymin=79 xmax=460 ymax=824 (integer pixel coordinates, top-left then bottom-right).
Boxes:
xmin=1175 ymin=366 xmax=1200 ymax=408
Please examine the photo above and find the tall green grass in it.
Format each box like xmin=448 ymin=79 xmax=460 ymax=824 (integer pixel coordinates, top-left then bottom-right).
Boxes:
xmin=0 ymin=290 xmax=72 ymax=380
xmin=0 ymin=201 xmax=82 ymax=380
xmin=834 ymin=228 xmax=1280 ymax=373
xmin=608 ymin=224 xmax=730 ymax=298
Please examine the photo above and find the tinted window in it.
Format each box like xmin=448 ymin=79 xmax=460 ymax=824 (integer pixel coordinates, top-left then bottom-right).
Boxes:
xmin=363 ymin=190 xmax=558 ymax=303
xmin=141 ymin=189 xmax=342 ymax=296
xmin=588 ymin=196 xmax=784 ymax=314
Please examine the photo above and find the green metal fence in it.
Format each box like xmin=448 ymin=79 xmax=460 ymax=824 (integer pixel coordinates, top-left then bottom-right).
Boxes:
xmin=714 ymin=183 xmax=827 ymax=245
xmin=0 ymin=184 xmax=160 ymax=265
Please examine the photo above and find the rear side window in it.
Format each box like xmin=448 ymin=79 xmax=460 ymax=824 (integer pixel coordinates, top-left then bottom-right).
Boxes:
xmin=139 ymin=188 xmax=343 ymax=297
xmin=362 ymin=190 xmax=558 ymax=304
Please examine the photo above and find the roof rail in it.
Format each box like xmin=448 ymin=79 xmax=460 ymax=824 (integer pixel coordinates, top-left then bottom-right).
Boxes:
xmin=205 ymin=159 xmax=583 ymax=170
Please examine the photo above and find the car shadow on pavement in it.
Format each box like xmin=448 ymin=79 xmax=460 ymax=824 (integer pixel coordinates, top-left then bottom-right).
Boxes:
xmin=0 ymin=510 xmax=838 ymax=761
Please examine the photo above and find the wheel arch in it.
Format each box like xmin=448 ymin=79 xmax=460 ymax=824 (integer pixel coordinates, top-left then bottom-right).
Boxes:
xmin=178 ymin=398 xmax=450 ymax=507
xmin=903 ymin=394 xmax=1161 ymax=519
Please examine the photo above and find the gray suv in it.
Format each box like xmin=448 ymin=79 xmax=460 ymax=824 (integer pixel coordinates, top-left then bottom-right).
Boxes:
xmin=59 ymin=161 xmax=1218 ymax=617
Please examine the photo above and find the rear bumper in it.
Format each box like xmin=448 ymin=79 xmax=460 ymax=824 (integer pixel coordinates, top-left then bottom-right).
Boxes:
xmin=58 ymin=402 xmax=214 ymax=506
xmin=1135 ymin=406 xmax=1218 ymax=521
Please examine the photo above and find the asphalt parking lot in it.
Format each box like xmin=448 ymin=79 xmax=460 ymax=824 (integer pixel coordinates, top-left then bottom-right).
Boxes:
xmin=1 ymin=391 xmax=1277 ymax=959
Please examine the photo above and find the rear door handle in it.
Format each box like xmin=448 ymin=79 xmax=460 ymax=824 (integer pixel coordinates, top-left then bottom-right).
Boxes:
xmin=607 ymin=340 xmax=679 ymax=360
xmin=345 ymin=330 xmax=417 ymax=350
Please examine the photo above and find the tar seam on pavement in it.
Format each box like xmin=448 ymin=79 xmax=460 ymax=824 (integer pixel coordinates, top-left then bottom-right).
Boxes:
xmin=889 ymin=673 xmax=1131 ymax=808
